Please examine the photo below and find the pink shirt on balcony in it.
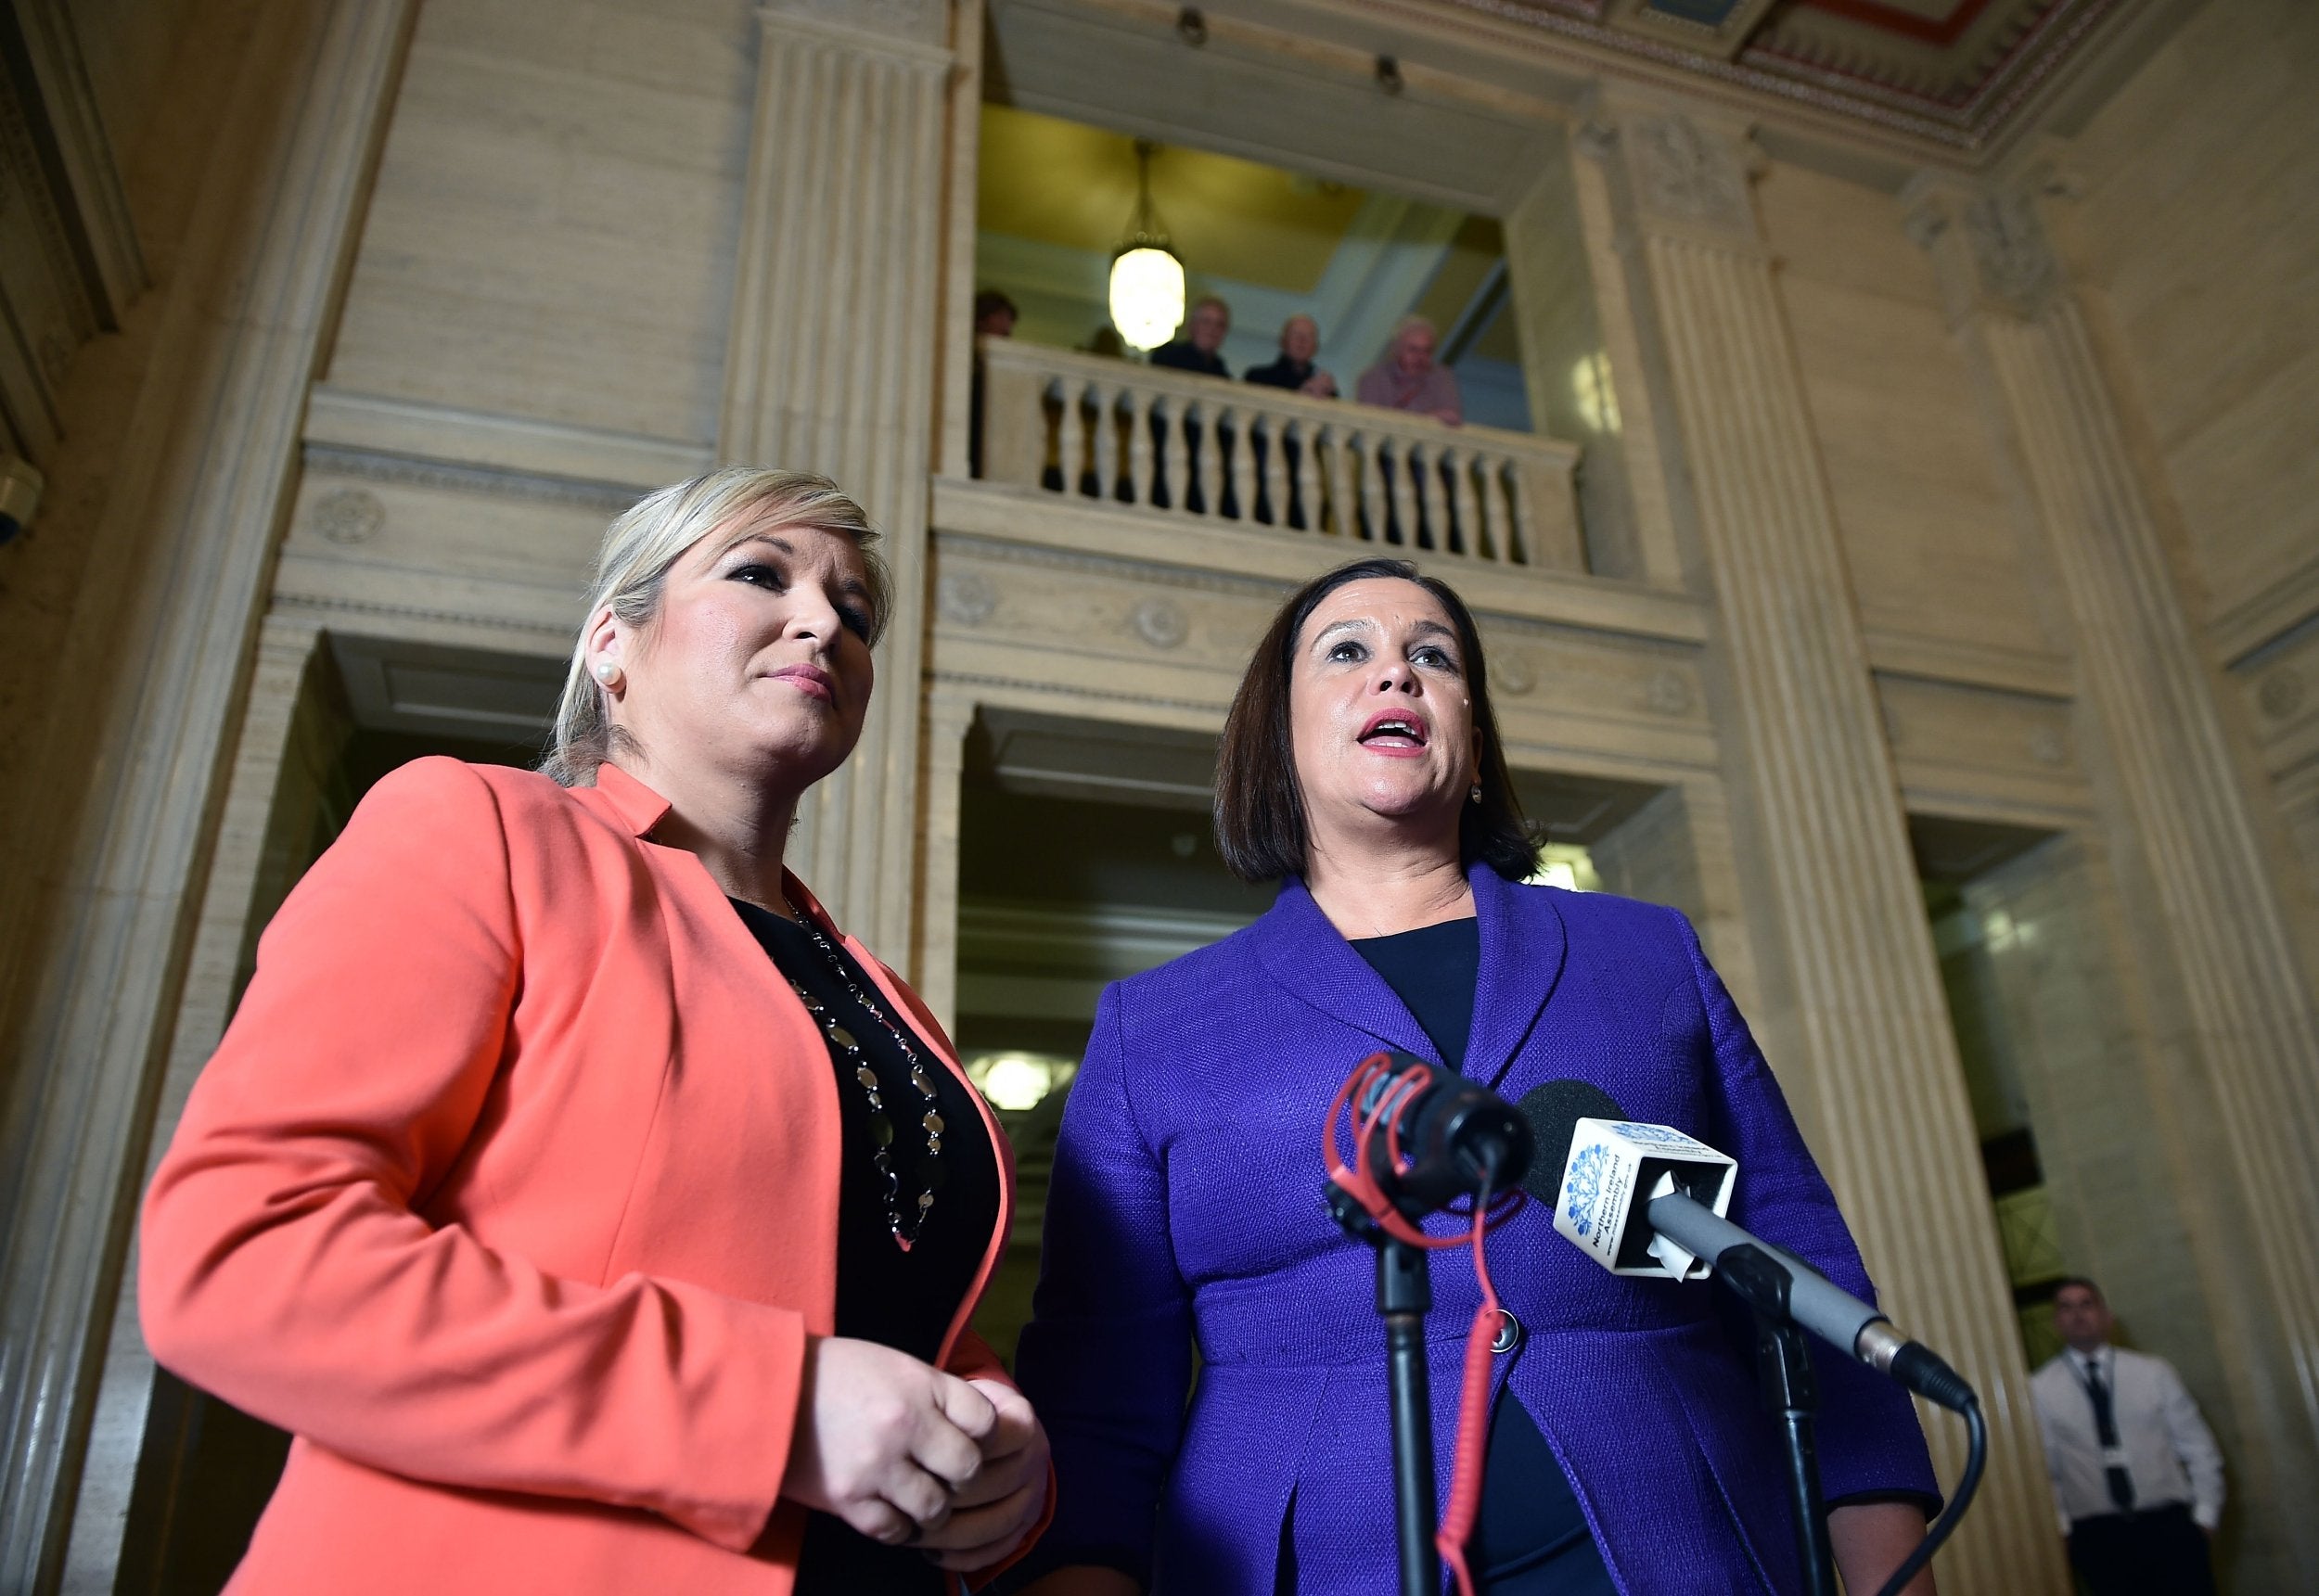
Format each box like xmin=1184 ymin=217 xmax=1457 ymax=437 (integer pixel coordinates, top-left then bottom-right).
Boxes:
xmin=1355 ymin=359 xmax=1463 ymax=424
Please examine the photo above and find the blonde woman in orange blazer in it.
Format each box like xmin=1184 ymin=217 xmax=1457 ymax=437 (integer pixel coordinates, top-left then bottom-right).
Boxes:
xmin=141 ymin=469 xmax=1051 ymax=1595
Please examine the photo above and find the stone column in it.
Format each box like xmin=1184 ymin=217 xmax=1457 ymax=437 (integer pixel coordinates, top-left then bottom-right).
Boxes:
xmin=0 ymin=6 xmax=416 ymax=1588
xmin=1585 ymin=98 xmax=2066 ymax=1594
xmin=718 ymin=0 xmax=961 ymax=963
xmin=914 ymin=686 xmax=979 ymax=1037
xmin=59 ymin=618 xmax=331 ymax=1593
xmin=1909 ymin=173 xmax=2319 ymax=1546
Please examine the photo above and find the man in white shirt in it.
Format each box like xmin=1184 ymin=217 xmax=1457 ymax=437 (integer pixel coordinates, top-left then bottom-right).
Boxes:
xmin=2031 ymin=1277 xmax=2223 ymax=1595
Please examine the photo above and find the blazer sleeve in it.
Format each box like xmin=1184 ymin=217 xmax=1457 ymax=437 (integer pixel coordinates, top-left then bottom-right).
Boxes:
xmin=1005 ymin=981 xmax=1193 ymax=1590
xmin=138 ymin=759 xmax=802 ymax=1553
xmin=1673 ymin=910 xmax=1941 ymax=1511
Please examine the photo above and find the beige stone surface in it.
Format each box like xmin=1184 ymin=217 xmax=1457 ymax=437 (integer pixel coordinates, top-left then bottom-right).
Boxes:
xmin=1758 ymin=160 xmax=2062 ymax=663
xmin=323 ymin=0 xmax=758 ymax=444
xmin=2063 ymin=0 xmax=2319 ymax=639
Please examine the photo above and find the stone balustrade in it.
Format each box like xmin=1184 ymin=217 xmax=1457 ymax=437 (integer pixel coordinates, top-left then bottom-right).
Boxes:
xmin=978 ymin=338 xmax=1588 ymax=573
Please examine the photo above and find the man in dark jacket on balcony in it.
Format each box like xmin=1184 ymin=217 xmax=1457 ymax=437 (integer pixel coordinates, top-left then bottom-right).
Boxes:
xmin=1242 ymin=314 xmax=1334 ymax=529
xmin=1244 ymin=313 xmax=1337 ymax=398
xmin=1147 ymin=296 xmax=1234 ymax=513
xmin=1148 ymin=294 xmax=1232 ymax=377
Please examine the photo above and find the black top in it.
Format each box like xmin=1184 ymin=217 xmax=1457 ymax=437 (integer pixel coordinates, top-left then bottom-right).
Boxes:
xmin=1352 ymin=920 xmax=1613 ymax=1595
xmin=1244 ymin=354 xmax=1319 ymax=390
xmin=731 ymin=900 xmax=1003 ymax=1595
xmin=1149 ymin=338 xmax=1229 ymax=378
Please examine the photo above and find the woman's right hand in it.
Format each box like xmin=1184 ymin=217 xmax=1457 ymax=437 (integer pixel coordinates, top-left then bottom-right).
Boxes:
xmin=781 ymin=1335 xmax=997 ymax=1545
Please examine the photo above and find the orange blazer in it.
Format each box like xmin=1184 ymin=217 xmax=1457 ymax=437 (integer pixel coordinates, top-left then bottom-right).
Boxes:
xmin=140 ymin=758 xmax=1044 ymax=1594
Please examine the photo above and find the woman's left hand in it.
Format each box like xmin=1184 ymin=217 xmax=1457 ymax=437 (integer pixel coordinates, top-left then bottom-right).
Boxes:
xmin=1828 ymin=1500 xmax=1935 ymax=1596
xmin=916 ymin=1378 xmax=1050 ymax=1572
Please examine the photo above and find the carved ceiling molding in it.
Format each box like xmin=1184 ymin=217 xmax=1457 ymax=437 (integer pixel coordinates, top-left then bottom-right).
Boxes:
xmin=1406 ymin=0 xmax=2125 ymax=151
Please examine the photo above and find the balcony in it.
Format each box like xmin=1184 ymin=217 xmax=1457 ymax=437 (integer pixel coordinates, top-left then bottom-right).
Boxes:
xmin=974 ymin=338 xmax=1587 ymax=576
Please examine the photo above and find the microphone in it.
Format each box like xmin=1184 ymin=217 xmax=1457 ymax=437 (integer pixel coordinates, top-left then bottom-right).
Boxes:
xmin=1517 ymin=1080 xmax=1975 ymax=1412
xmin=1348 ymin=1051 xmax=1532 ymax=1215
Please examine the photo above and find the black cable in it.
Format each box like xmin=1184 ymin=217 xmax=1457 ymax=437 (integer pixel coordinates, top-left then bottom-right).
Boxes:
xmin=1872 ymin=1397 xmax=1987 ymax=1596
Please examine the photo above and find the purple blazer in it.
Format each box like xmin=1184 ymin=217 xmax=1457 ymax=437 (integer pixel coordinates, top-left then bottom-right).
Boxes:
xmin=1012 ymin=864 xmax=1938 ymax=1594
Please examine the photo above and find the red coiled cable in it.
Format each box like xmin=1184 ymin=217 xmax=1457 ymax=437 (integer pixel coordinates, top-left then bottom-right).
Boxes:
xmin=1322 ymin=1053 xmax=1522 ymax=1596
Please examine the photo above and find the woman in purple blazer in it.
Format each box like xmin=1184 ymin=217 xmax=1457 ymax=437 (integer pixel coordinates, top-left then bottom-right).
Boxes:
xmin=1008 ymin=560 xmax=1940 ymax=1595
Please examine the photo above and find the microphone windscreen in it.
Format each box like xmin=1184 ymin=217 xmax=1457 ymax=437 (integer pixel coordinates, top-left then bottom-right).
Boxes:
xmin=1516 ymin=1079 xmax=1624 ymax=1203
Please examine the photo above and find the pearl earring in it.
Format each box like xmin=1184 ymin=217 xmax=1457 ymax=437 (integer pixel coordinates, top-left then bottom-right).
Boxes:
xmin=595 ymin=660 xmax=620 ymax=687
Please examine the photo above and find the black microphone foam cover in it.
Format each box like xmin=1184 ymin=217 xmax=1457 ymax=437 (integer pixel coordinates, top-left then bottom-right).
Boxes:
xmin=1516 ymin=1079 xmax=1625 ymax=1204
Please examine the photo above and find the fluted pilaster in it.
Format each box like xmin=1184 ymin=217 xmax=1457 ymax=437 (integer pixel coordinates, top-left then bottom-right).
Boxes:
xmin=1589 ymin=100 xmax=2066 ymax=1594
xmin=1911 ymin=174 xmax=2319 ymax=1465
xmin=720 ymin=0 xmax=955 ymax=959
xmin=0 ymin=6 xmax=417 ymax=1587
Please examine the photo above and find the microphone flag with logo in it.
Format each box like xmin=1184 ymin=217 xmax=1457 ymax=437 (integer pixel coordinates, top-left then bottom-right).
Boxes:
xmin=1551 ymin=1117 xmax=1735 ymax=1280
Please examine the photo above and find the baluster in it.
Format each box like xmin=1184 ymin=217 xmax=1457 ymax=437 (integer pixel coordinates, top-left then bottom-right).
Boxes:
xmin=1056 ymin=377 xmax=1085 ymax=498
xmin=1481 ymin=458 xmax=1517 ymax=563
xmin=1263 ymin=415 xmax=1292 ymax=529
xmin=1228 ymin=406 xmax=1258 ymax=523
xmin=1359 ymin=433 xmax=1390 ymax=543
xmin=1291 ymin=417 xmax=1322 ymax=533
xmin=1193 ymin=402 xmax=1223 ymax=517
xmin=1449 ymin=445 xmax=1482 ymax=560
xmin=1324 ymin=423 xmax=1355 ymax=538
xmin=1126 ymin=387 xmax=1154 ymax=508
xmin=1091 ymin=381 xmax=1120 ymax=503
xmin=1037 ymin=377 xmax=1063 ymax=493
xmin=1387 ymin=435 xmax=1418 ymax=546
xmin=1161 ymin=396 xmax=1192 ymax=514
xmin=1413 ymin=439 xmax=1447 ymax=551
xmin=1507 ymin=459 xmax=1536 ymax=565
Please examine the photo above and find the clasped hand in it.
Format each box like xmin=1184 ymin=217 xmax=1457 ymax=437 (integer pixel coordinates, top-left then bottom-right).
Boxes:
xmin=783 ymin=1336 xmax=1048 ymax=1572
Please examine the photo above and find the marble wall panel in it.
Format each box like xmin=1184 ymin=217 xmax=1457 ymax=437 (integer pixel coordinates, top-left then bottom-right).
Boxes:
xmin=1875 ymin=671 xmax=2086 ymax=821
xmin=2234 ymin=622 xmax=2319 ymax=910
xmin=929 ymin=533 xmax=1718 ymax=773
xmin=65 ymin=0 xmax=202 ymax=164
xmin=273 ymin=464 xmax=610 ymax=649
xmin=2065 ymin=0 xmax=2319 ymax=636
xmin=323 ymin=0 xmax=756 ymax=443
xmin=1757 ymin=161 xmax=2061 ymax=665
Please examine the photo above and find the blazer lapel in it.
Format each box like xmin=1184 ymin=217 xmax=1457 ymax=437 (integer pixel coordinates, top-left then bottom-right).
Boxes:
xmin=1466 ymin=863 xmax=1569 ymax=1092
xmin=1251 ymin=878 xmax=1441 ymax=1064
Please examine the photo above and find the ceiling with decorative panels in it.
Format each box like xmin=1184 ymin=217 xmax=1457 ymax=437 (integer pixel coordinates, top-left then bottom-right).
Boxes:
xmin=1427 ymin=0 xmax=2122 ymax=147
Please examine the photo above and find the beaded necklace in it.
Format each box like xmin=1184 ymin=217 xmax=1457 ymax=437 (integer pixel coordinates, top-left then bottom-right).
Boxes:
xmin=781 ymin=903 xmax=946 ymax=1253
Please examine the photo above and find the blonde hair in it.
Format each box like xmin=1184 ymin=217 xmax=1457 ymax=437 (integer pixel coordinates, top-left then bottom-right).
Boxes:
xmin=541 ymin=467 xmax=890 ymax=787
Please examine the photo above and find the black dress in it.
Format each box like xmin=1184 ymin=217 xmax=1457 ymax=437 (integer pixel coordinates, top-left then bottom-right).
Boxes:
xmin=731 ymin=900 xmax=1003 ymax=1596
xmin=1352 ymin=919 xmax=1616 ymax=1596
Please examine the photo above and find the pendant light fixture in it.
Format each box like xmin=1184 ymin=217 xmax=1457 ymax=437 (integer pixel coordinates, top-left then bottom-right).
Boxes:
xmin=1108 ymin=140 xmax=1185 ymax=352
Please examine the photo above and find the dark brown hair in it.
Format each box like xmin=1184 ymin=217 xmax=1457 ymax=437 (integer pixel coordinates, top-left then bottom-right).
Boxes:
xmin=1213 ymin=557 xmax=1534 ymax=884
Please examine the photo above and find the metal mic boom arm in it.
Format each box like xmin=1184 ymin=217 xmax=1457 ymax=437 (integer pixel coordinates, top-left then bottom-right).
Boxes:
xmin=1644 ymin=1191 xmax=1976 ymax=1412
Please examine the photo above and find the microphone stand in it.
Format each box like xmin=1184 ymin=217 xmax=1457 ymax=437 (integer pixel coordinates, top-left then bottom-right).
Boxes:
xmin=1718 ymin=1246 xmax=1837 ymax=1596
xmin=1327 ymin=1187 xmax=1440 ymax=1596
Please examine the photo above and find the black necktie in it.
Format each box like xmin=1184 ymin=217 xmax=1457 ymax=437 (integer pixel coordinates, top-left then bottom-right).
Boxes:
xmin=2081 ymin=1357 xmax=2136 ymax=1513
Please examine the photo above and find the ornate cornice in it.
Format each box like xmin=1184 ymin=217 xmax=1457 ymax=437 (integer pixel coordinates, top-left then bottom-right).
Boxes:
xmin=1394 ymin=0 xmax=2126 ymax=152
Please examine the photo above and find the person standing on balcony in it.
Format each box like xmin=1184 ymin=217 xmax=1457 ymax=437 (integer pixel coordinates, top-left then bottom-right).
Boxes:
xmin=139 ymin=469 xmax=1053 ymax=1596
xmin=1358 ymin=314 xmax=1464 ymax=426
xmin=974 ymin=288 xmax=1019 ymax=339
xmin=969 ymin=288 xmax=1019 ymax=477
xmin=1244 ymin=313 xmax=1334 ymax=529
xmin=1246 ymin=313 xmax=1338 ymax=398
xmin=1147 ymin=295 xmax=1235 ymax=514
xmin=2031 ymin=1278 xmax=2223 ymax=1596
xmin=1148 ymin=294 xmax=1233 ymax=377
